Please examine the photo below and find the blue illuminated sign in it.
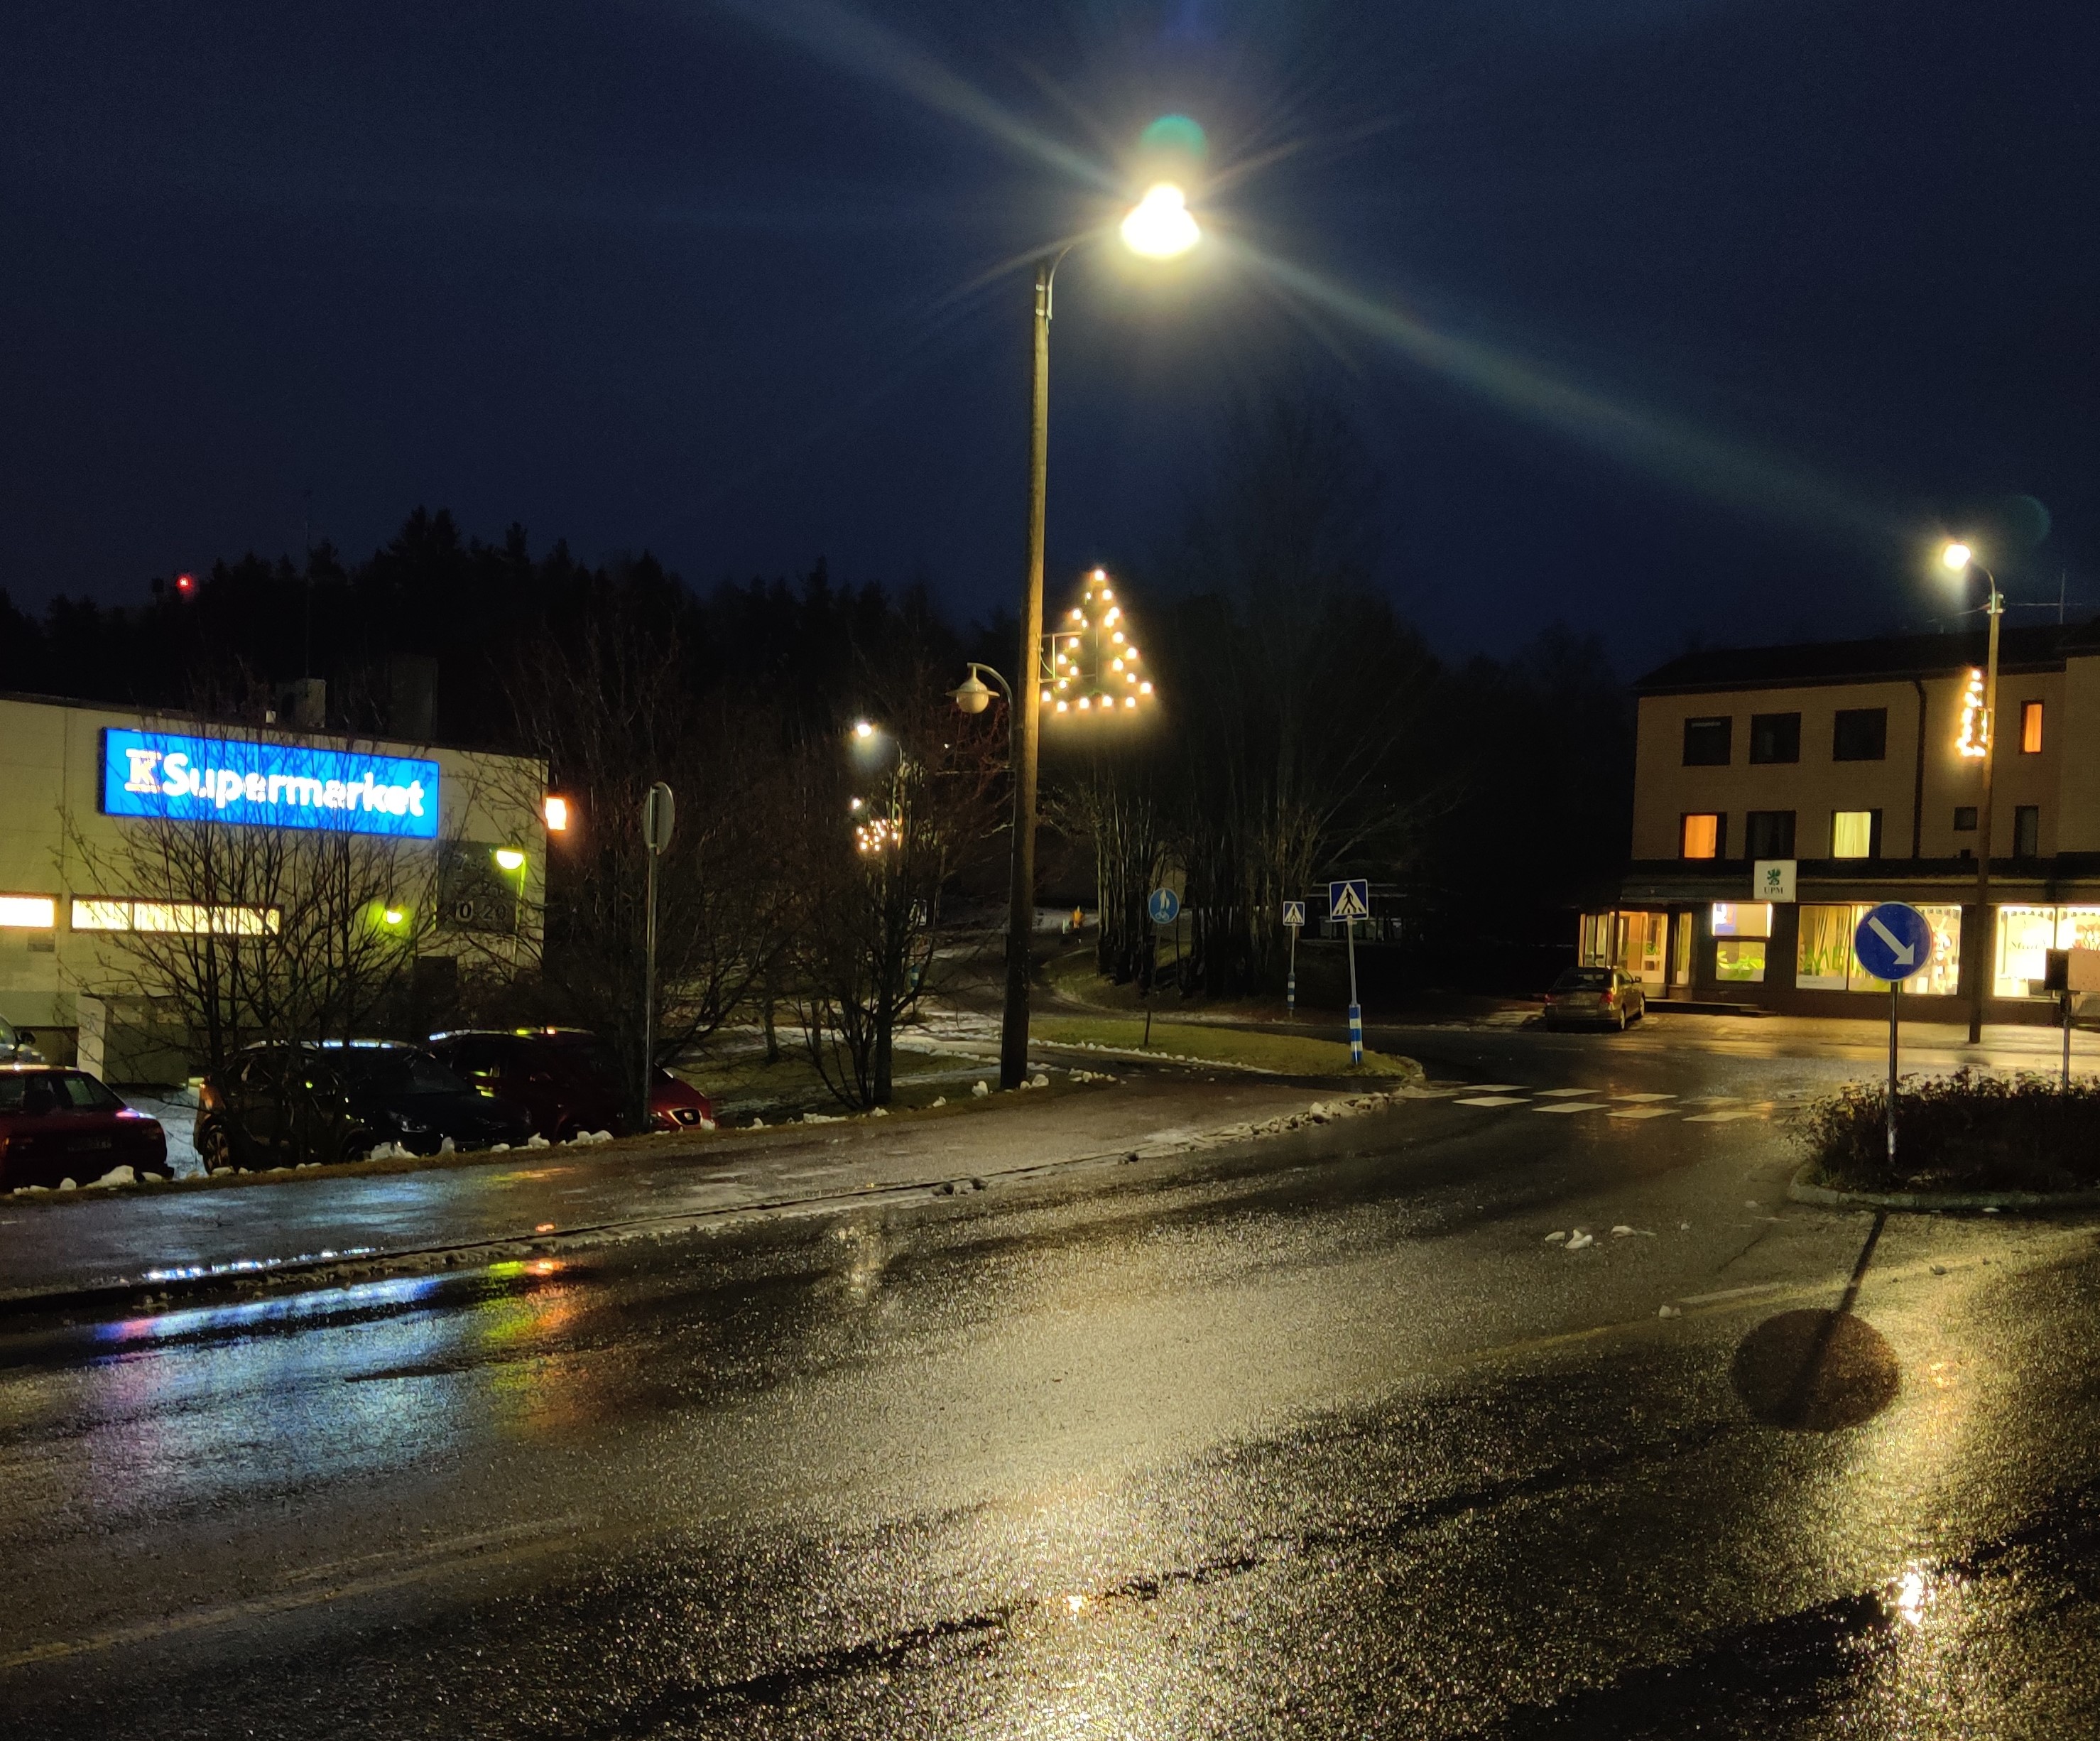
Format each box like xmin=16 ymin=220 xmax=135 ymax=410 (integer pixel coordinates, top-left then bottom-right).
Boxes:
xmin=99 ymin=730 xmax=441 ymax=840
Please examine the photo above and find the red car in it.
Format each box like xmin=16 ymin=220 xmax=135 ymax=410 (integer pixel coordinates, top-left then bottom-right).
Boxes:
xmin=425 ymin=1029 xmax=714 ymax=1141
xmin=0 ymin=1065 xmax=170 ymax=1189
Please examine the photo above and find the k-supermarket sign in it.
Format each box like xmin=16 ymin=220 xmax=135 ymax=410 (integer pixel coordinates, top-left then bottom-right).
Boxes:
xmin=101 ymin=730 xmax=441 ymax=840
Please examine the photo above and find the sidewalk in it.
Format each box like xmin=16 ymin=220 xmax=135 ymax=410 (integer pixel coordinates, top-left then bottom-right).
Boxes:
xmin=0 ymin=1072 xmax=1358 ymax=1315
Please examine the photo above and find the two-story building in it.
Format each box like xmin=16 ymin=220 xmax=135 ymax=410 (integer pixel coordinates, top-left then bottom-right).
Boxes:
xmin=1582 ymin=622 xmax=2100 ymax=1020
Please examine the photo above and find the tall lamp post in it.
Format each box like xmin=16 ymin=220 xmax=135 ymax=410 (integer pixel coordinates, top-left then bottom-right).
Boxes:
xmin=995 ymin=183 xmax=1199 ymax=1090
xmin=1942 ymin=540 xmax=2001 ymax=1044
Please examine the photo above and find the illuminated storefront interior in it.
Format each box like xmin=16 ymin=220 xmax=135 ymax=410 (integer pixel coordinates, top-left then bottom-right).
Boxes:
xmin=1797 ymin=903 xmax=1962 ymax=995
xmin=1993 ymin=906 xmax=2100 ymax=999
xmin=1579 ymin=910 xmax=1671 ymax=984
xmin=1711 ymin=902 xmax=1770 ymax=982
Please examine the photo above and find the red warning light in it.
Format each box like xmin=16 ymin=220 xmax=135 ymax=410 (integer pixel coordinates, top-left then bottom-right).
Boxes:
xmin=175 ymin=573 xmax=195 ymax=595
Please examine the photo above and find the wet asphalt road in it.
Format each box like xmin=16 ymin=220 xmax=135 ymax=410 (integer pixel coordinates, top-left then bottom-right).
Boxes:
xmin=4 ymin=1021 xmax=2099 ymax=1738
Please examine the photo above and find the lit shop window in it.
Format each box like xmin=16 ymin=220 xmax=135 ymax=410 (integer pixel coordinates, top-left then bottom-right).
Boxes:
xmin=1797 ymin=904 xmax=1962 ymax=995
xmin=70 ymin=899 xmax=280 ymax=935
xmin=1710 ymin=902 xmax=1771 ymax=983
xmin=2021 ymin=701 xmax=2044 ymax=754
xmin=1994 ymin=905 xmax=2100 ymax=999
xmin=0 ymin=895 xmax=57 ymax=928
xmin=1831 ymin=810 xmax=1880 ymax=859
xmin=1680 ymin=813 xmax=1721 ymax=859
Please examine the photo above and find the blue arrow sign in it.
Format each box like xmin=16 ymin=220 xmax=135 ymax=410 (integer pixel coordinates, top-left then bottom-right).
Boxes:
xmin=1328 ymin=879 xmax=1370 ymax=922
xmin=1147 ymin=886 xmax=1181 ymax=926
xmin=1854 ymin=901 xmax=1933 ymax=983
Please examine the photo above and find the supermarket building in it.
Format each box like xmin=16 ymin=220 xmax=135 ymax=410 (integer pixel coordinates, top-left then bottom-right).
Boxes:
xmin=0 ymin=690 xmax=548 ymax=1078
xmin=1582 ymin=622 xmax=2100 ymax=1020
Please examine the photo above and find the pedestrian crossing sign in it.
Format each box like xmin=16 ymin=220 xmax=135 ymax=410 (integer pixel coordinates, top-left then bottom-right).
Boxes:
xmin=1328 ymin=879 xmax=1370 ymax=921
xmin=1283 ymin=900 xmax=1306 ymax=928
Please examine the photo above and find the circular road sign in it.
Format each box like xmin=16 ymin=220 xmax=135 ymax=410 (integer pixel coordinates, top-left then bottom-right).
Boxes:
xmin=1147 ymin=886 xmax=1181 ymax=926
xmin=1854 ymin=901 xmax=1933 ymax=983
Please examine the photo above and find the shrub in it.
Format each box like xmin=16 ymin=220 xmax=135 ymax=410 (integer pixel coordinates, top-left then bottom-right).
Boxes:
xmin=1801 ymin=1068 xmax=2100 ymax=1195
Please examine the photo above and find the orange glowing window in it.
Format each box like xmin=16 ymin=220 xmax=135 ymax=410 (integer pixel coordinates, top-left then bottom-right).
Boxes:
xmin=1680 ymin=813 xmax=1721 ymax=860
xmin=2020 ymin=701 xmax=2043 ymax=754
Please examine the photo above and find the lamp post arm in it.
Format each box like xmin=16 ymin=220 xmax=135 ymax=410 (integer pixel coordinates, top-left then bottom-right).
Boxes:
xmin=965 ymin=661 xmax=1013 ymax=702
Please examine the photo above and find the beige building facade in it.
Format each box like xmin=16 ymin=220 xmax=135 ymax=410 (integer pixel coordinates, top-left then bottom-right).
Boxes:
xmin=1587 ymin=624 xmax=2100 ymax=1019
xmin=0 ymin=691 xmax=548 ymax=1077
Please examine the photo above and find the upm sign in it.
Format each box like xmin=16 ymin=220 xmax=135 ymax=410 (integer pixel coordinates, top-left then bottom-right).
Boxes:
xmin=100 ymin=730 xmax=441 ymax=840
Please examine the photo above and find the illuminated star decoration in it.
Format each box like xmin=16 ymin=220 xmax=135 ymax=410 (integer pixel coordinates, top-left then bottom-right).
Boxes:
xmin=1957 ymin=668 xmax=1989 ymax=758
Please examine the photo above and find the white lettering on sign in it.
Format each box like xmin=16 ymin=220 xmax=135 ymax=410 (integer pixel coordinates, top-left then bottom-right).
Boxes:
xmin=149 ymin=751 xmax=425 ymax=819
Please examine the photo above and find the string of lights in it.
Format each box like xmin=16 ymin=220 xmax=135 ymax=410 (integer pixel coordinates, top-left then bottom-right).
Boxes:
xmin=1038 ymin=568 xmax=1156 ymax=719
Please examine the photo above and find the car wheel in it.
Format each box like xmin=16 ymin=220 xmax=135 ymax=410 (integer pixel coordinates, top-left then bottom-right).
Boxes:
xmin=337 ymin=1127 xmax=377 ymax=1164
xmin=197 ymin=1120 xmax=237 ymax=1173
xmin=1615 ymin=1007 xmax=1628 ymax=1032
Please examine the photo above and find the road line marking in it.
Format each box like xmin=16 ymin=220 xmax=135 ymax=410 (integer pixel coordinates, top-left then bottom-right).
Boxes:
xmin=1532 ymin=1102 xmax=1608 ymax=1114
xmin=1612 ymin=1092 xmax=1675 ymax=1102
xmin=1463 ymin=1084 xmax=1528 ymax=1094
xmin=1608 ymin=1107 xmax=1676 ymax=1120
xmin=1533 ymin=1088 xmax=1596 ymax=1099
xmin=1453 ymin=1095 xmax=1528 ymax=1107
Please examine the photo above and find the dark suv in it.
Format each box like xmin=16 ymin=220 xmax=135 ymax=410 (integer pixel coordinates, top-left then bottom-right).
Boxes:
xmin=195 ymin=1041 xmax=533 ymax=1170
xmin=426 ymin=1029 xmax=714 ymax=1141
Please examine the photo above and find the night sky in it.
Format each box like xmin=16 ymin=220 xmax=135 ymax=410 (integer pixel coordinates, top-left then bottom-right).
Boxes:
xmin=5 ymin=1 xmax=2096 ymax=673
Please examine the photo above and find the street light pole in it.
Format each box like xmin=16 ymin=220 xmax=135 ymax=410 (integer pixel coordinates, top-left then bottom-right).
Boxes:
xmin=1944 ymin=543 xmax=2002 ymax=1045
xmin=999 ymin=255 xmax=1055 ymax=1091
xmin=1969 ymin=569 xmax=2003 ymax=1045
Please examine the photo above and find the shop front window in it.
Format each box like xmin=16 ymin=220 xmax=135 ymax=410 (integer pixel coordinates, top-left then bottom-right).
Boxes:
xmin=1797 ymin=902 xmax=1961 ymax=994
xmin=1994 ymin=906 xmax=2100 ymax=998
xmin=1711 ymin=901 xmax=1770 ymax=983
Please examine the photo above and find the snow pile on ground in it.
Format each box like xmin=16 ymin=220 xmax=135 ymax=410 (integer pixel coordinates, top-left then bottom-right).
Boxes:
xmin=88 ymin=1166 xmax=137 ymax=1188
xmin=565 ymin=1129 xmax=614 ymax=1145
xmin=972 ymin=1081 xmax=989 ymax=1098
xmin=800 ymin=1113 xmax=842 ymax=1126
xmin=364 ymin=1141 xmax=418 ymax=1161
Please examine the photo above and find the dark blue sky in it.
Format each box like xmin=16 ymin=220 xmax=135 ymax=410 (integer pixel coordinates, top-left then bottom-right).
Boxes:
xmin=4 ymin=0 xmax=2095 ymax=671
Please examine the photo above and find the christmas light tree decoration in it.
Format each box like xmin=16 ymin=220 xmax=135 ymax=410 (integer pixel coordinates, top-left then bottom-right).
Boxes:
xmin=1038 ymin=568 xmax=1158 ymax=725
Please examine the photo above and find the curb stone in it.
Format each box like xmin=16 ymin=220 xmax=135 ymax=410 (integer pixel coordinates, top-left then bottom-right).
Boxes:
xmin=1788 ymin=1162 xmax=2100 ymax=1214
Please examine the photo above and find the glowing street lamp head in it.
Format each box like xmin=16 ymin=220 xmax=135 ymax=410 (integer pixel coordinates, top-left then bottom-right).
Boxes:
xmin=494 ymin=847 xmax=526 ymax=873
xmin=852 ymin=720 xmax=876 ymax=740
xmin=1121 ymin=183 xmax=1199 ymax=259
xmin=1941 ymin=540 xmax=1974 ymax=573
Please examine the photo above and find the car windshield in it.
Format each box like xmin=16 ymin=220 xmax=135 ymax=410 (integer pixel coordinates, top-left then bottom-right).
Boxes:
xmin=1551 ymin=970 xmax=1613 ymax=991
xmin=543 ymin=1039 xmax=619 ymax=1083
xmin=335 ymin=1049 xmax=470 ymax=1096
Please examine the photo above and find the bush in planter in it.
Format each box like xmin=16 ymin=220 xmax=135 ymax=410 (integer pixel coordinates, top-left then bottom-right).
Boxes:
xmin=1802 ymin=1068 xmax=2100 ymax=1195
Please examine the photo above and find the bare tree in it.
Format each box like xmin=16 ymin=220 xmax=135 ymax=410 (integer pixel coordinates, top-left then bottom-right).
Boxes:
xmin=503 ymin=584 xmax=797 ymax=1125
xmin=790 ymin=683 xmax=1002 ymax=1108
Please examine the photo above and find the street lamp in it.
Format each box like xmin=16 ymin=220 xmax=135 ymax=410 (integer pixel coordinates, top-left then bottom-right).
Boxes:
xmin=996 ymin=183 xmax=1201 ymax=1090
xmin=1942 ymin=538 xmax=2002 ymax=1043
xmin=950 ymin=662 xmax=1009 ymax=716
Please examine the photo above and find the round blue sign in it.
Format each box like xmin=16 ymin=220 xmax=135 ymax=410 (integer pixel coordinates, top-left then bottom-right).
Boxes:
xmin=1147 ymin=886 xmax=1181 ymax=926
xmin=1853 ymin=901 xmax=1933 ymax=983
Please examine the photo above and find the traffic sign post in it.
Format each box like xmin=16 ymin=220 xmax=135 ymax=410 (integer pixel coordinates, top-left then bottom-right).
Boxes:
xmin=1143 ymin=887 xmax=1182 ymax=1049
xmin=641 ymin=782 xmax=675 ymax=1125
xmin=1854 ymin=901 xmax=1932 ymax=1164
xmin=1283 ymin=900 xmax=1305 ymax=1016
xmin=1329 ymin=881 xmax=1369 ymax=1064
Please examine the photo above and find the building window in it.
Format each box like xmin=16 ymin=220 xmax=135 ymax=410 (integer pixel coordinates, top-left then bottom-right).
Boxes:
xmin=0 ymin=895 xmax=58 ymax=929
xmin=1830 ymin=809 xmax=1881 ymax=859
xmin=1746 ymin=712 xmax=1800 ymax=764
xmin=2015 ymin=806 xmax=2040 ymax=859
xmin=1997 ymin=906 xmax=2100 ymax=997
xmin=1681 ymin=813 xmax=1724 ymax=859
xmin=2020 ymin=701 xmax=2043 ymax=754
xmin=1710 ymin=902 xmax=1770 ymax=982
xmin=1800 ymin=902 xmax=1962 ymax=994
xmin=70 ymin=899 xmax=280 ymax=935
xmin=1832 ymin=707 xmax=1888 ymax=761
xmin=1744 ymin=810 xmax=1795 ymax=859
xmin=1953 ymin=806 xmax=1977 ymax=832
xmin=1682 ymin=717 xmax=1732 ymax=766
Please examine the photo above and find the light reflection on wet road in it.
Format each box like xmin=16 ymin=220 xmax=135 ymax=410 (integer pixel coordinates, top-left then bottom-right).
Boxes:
xmin=2 ymin=1025 xmax=2099 ymax=1737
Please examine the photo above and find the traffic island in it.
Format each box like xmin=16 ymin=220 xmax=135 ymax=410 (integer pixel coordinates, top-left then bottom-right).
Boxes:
xmin=1791 ymin=1068 xmax=2100 ymax=1210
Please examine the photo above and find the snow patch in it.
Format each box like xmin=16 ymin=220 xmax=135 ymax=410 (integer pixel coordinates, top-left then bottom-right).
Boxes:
xmin=89 ymin=1166 xmax=137 ymax=1188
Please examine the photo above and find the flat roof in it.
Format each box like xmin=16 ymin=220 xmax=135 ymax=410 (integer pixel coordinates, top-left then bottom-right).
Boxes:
xmin=0 ymin=687 xmax=538 ymax=764
xmin=1634 ymin=620 xmax=2099 ymax=697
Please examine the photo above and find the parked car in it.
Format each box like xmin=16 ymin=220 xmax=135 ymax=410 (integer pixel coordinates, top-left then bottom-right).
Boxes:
xmin=1543 ymin=967 xmax=1648 ymax=1031
xmin=0 ymin=1065 xmax=169 ymax=1188
xmin=194 ymin=1041 xmax=533 ymax=1171
xmin=0 ymin=1017 xmax=44 ymax=1063
xmin=425 ymin=1028 xmax=715 ymax=1141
